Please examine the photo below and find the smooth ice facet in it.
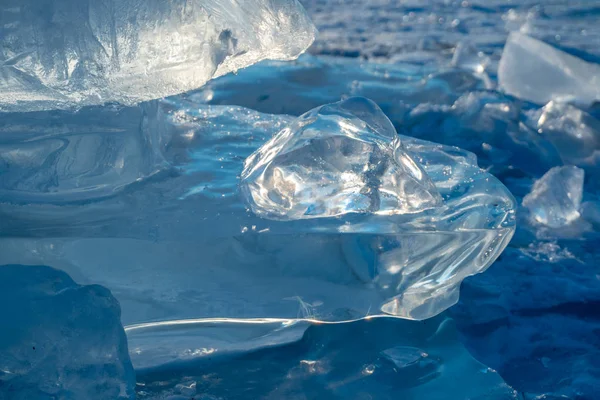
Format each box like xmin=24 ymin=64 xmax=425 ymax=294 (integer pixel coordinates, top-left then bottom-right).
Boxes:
xmin=498 ymin=32 xmax=600 ymax=105
xmin=0 ymin=264 xmax=135 ymax=400
xmin=0 ymin=0 xmax=316 ymax=112
xmin=523 ymin=166 xmax=585 ymax=228
xmin=240 ymin=97 xmax=443 ymax=220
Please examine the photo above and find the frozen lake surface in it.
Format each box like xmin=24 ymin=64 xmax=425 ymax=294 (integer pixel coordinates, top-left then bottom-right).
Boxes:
xmin=1 ymin=0 xmax=600 ymax=398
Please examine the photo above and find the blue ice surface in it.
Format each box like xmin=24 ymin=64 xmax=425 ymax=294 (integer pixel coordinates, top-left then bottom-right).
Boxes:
xmin=0 ymin=265 xmax=135 ymax=399
xmin=2 ymin=0 xmax=600 ymax=399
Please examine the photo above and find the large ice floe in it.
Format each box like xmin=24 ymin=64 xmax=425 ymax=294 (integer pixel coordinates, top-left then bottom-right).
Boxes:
xmin=0 ymin=264 xmax=135 ymax=399
xmin=0 ymin=97 xmax=515 ymax=370
xmin=0 ymin=0 xmax=316 ymax=112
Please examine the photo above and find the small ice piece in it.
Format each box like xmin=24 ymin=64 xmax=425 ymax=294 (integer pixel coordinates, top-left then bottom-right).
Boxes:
xmin=0 ymin=264 xmax=135 ymax=399
xmin=0 ymin=0 xmax=316 ymax=112
xmin=498 ymin=32 xmax=600 ymax=106
xmin=523 ymin=166 xmax=585 ymax=228
xmin=240 ymin=97 xmax=443 ymax=220
xmin=533 ymin=101 xmax=600 ymax=166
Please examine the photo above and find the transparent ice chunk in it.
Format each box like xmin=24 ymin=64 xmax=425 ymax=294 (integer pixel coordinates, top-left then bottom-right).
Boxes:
xmin=523 ymin=166 xmax=585 ymax=228
xmin=0 ymin=264 xmax=135 ymax=399
xmin=498 ymin=32 xmax=600 ymax=106
xmin=0 ymin=0 xmax=316 ymax=112
xmin=532 ymin=101 xmax=600 ymax=167
xmin=0 ymin=100 xmax=516 ymax=338
xmin=450 ymin=42 xmax=493 ymax=89
xmin=240 ymin=97 xmax=443 ymax=220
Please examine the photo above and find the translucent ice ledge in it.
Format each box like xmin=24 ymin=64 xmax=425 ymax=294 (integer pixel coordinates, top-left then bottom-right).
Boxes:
xmin=0 ymin=0 xmax=316 ymax=112
xmin=239 ymin=97 xmax=517 ymax=319
xmin=499 ymin=32 xmax=600 ymax=106
xmin=0 ymin=98 xmax=515 ymax=333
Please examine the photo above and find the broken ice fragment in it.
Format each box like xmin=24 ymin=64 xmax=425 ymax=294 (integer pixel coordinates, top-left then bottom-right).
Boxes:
xmin=450 ymin=42 xmax=493 ymax=89
xmin=533 ymin=101 xmax=600 ymax=166
xmin=0 ymin=264 xmax=135 ymax=399
xmin=240 ymin=97 xmax=443 ymax=220
xmin=0 ymin=0 xmax=316 ymax=112
xmin=498 ymin=32 xmax=600 ymax=106
xmin=523 ymin=166 xmax=585 ymax=228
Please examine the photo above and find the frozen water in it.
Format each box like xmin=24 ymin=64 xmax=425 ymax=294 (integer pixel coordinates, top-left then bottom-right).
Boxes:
xmin=0 ymin=104 xmax=167 ymax=203
xmin=498 ymin=32 xmax=600 ymax=105
xmin=0 ymin=0 xmax=316 ymax=112
xmin=531 ymin=101 xmax=600 ymax=167
xmin=192 ymin=54 xmax=489 ymax=117
xmin=452 ymin=242 xmax=600 ymax=398
xmin=133 ymin=317 xmax=519 ymax=399
xmin=523 ymin=166 xmax=585 ymax=228
xmin=240 ymin=97 xmax=443 ymax=220
xmin=300 ymin=0 xmax=600 ymax=65
xmin=0 ymin=99 xmax=516 ymax=334
xmin=2 ymin=0 xmax=600 ymax=397
xmin=405 ymin=91 xmax=563 ymax=177
xmin=0 ymin=264 xmax=135 ymax=399
xmin=192 ymin=57 xmax=565 ymax=177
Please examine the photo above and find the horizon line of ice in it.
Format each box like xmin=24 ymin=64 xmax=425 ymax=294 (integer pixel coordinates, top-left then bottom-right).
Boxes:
xmin=0 ymin=0 xmax=316 ymax=112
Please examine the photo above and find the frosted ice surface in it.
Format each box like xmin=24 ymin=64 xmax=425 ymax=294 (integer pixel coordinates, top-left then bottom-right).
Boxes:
xmin=0 ymin=264 xmax=135 ymax=399
xmin=523 ymin=166 xmax=585 ymax=228
xmin=498 ymin=32 xmax=600 ymax=105
xmin=240 ymin=97 xmax=443 ymax=220
xmin=0 ymin=0 xmax=316 ymax=112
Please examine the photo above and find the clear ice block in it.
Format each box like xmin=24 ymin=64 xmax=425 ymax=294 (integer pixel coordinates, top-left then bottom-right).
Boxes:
xmin=523 ymin=166 xmax=585 ymax=228
xmin=240 ymin=97 xmax=443 ymax=220
xmin=0 ymin=0 xmax=316 ymax=112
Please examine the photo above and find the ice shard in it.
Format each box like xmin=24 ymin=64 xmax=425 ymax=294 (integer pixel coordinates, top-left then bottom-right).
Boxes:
xmin=533 ymin=101 xmax=600 ymax=167
xmin=498 ymin=32 xmax=600 ymax=106
xmin=523 ymin=166 xmax=585 ymax=228
xmin=0 ymin=0 xmax=316 ymax=112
